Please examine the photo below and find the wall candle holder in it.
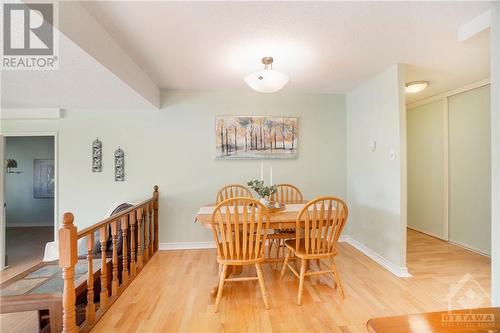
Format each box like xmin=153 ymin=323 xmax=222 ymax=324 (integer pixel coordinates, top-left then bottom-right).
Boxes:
xmin=114 ymin=147 xmax=125 ymax=181
xmin=92 ymin=138 xmax=102 ymax=172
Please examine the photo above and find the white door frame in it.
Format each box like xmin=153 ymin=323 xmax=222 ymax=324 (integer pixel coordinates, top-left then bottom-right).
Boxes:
xmin=1 ymin=131 xmax=59 ymax=261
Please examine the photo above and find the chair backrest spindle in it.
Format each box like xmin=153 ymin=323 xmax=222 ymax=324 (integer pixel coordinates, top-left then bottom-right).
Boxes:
xmin=216 ymin=184 xmax=253 ymax=204
xmin=211 ymin=198 xmax=269 ymax=261
xmin=296 ymin=197 xmax=348 ymax=255
xmin=272 ymin=184 xmax=303 ymax=204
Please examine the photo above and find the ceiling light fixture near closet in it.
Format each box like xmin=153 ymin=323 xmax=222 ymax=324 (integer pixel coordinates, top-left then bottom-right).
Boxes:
xmin=244 ymin=57 xmax=289 ymax=93
xmin=405 ymin=81 xmax=429 ymax=93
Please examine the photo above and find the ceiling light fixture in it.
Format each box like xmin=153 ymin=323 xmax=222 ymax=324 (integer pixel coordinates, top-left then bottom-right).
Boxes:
xmin=244 ymin=57 xmax=289 ymax=93
xmin=405 ymin=81 xmax=429 ymax=93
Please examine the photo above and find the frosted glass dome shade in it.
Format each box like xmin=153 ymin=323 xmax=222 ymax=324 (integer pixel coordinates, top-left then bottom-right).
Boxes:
xmin=244 ymin=69 xmax=290 ymax=93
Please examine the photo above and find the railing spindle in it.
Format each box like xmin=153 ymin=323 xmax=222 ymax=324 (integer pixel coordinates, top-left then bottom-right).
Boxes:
xmin=85 ymin=233 xmax=95 ymax=324
xmin=153 ymin=185 xmax=159 ymax=252
xmin=99 ymin=226 xmax=109 ymax=308
xmin=129 ymin=211 xmax=137 ymax=277
xmin=121 ymin=215 xmax=129 ymax=285
xmin=148 ymin=202 xmax=154 ymax=256
xmin=59 ymin=213 xmax=78 ymax=333
xmin=137 ymin=208 xmax=144 ymax=272
xmin=111 ymin=221 xmax=119 ymax=296
xmin=143 ymin=205 xmax=150 ymax=262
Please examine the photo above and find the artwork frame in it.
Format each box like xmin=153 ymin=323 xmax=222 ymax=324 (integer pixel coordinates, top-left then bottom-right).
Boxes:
xmin=33 ymin=159 xmax=55 ymax=199
xmin=215 ymin=116 xmax=298 ymax=160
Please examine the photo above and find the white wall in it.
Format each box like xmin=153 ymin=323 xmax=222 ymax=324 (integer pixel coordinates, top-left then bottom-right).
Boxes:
xmin=5 ymin=136 xmax=55 ymax=227
xmin=0 ymin=135 xmax=5 ymax=270
xmin=346 ymin=64 xmax=407 ymax=272
xmin=60 ymin=2 xmax=160 ymax=108
xmin=490 ymin=1 xmax=500 ymax=306
xmin=449 ymin=85 xmax=491 ymax=255
xmin=407 ymin=100 xmax=445 ymax=239
xmin=1 ymin=91 xmax=346 ymax=244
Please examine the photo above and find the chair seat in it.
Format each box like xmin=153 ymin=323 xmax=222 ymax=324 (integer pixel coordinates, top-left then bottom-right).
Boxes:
xmin=284 ymin=239 xmax=337 ymax=259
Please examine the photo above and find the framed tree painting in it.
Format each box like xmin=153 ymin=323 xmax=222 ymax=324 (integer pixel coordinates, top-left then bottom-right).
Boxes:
xmin=215 ymin=116 xmax=298 ymax=159
xmin=33 ymin=159 xmax=55 ymax=198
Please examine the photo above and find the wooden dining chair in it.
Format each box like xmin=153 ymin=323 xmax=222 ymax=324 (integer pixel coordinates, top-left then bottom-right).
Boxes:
xmin=280 ymin=196 xmax=348 ymax=305
xmin=216 ymin=184 xmax=253 ymax=204
xmin=267 ymin=184 xmax=304 ymax=266
xmin=272 ymin=184 xmax=303 ymax=204
xmin=211 ymin=197 xmax=271 ymax=312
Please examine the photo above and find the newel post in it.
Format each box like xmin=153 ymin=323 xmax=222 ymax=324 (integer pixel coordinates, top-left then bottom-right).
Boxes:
xmin=59 ymin=212 xmax=78 ymax=333
xmin=153 ymin=185 xmax=159 ymax=252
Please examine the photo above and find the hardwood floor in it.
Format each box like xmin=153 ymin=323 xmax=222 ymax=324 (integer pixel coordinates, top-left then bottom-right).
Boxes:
xmin=406 ymin=229 xmax=491 ymax=301
xmin=90 ymin=229 xmax=491 ymax=333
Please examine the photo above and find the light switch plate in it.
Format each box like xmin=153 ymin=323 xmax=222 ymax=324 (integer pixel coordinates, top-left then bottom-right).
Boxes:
xmin=389 ymin=150 xmax=395 ymax=160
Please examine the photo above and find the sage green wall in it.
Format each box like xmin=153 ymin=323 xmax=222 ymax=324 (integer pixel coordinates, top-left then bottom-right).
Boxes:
xmin=449 ymin=85 xmax=491 ymax=255
xmin=346 ymin=64 xmax=407 ymax=270
xmin=5 ymin=136 xmax=54 ymax=227
xmin=1 ymin=91 xmax=346 ymax=244
xmin=491 ymin=0 xmax=500 ymax=306
xmin=407 ymin=100 xmax=445 ymax=238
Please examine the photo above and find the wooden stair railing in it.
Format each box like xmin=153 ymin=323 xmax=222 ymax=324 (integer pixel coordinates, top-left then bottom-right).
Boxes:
xmin=59 ymin=185 xmax=159 ymax=333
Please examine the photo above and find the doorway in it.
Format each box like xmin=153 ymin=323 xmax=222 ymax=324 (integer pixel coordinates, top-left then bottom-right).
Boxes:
xmin=406 ymin=82 xmax=491 ymax=256
xmin=2 ymin=135 xmax=56 ymax=281
xmin=405 ymin=82 xmax=492 ymax=304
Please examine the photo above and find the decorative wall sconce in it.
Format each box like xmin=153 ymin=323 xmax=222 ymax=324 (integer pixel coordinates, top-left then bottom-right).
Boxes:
xmin=92 ymin=138 xmax=102 ymax=172
xmin=5 ymin=159 xmax=23 ymax=174
xmin=114 ymin=147 xmax=125 ymax=182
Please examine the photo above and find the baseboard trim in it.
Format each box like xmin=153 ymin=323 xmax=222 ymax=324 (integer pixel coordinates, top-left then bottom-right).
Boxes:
xmin=339 ymin=235 xmax=350 ymax=242
xmin=448 ymin=239 xmax=490 ymax=257
xmin=407 ymin=226 xmax=447 ymax=241
xmin=159 ymin=241 xmax=216 ymax=250
xmin=158 ymin=236 xmax=412 ymax=277
xmin=339 ymin=235 xmax=412 ymax=278
xmin=407 ymin=227 xmax=490 ymax=257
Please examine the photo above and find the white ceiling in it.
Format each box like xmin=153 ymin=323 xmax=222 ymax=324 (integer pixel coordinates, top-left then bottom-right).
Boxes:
xmin=1 ymin=26 xmax=155 ymax=109
xmin=83 ymin=1 xmax=492 ymax=103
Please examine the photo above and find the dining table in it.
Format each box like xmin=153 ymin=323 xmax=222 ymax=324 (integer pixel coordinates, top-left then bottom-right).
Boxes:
xmin=195 ymin=201 xmax=308 ymax=296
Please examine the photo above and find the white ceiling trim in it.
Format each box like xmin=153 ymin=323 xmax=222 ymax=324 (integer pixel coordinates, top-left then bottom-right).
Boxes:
xmin=458 ymin=9 xmax=492 ymax=42
xmin=1 ymin=108 xmax=62 ymax=120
